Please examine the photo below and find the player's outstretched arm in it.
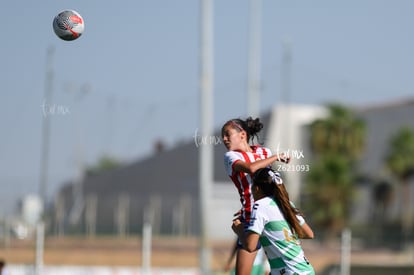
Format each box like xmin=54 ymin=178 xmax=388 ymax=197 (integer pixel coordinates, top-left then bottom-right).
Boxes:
xmin=233 ymin=153 xmax=290 ymax=174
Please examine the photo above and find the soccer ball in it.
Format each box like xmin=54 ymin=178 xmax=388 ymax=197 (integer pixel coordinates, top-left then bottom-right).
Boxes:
xmin=53 ymin=10 xmax=85 ymax=41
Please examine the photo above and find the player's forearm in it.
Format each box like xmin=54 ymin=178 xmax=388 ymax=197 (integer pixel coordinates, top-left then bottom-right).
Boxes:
xmin=300 ymin=223 xmax=314 ymax=239
xmin=235 ymin=154 xmax=288 ymax=174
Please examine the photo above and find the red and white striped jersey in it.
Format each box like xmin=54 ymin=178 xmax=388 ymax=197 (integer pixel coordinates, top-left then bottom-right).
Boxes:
xmin=224 ymin=145 xmax=273 ymax=222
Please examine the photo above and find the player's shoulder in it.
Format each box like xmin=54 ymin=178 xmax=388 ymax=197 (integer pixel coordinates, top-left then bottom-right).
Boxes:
xmin=224 ymin=150 xmax=243 ymax=158
xmin=252 ymin=144 xmax=271 ymax=151
xmin=254 ymin=196 xmax=273 ymax=208
xmin=223 ymin=151 xmax=244 ymax=169
xmin=252 ymin=197 xmax=276 ymax=220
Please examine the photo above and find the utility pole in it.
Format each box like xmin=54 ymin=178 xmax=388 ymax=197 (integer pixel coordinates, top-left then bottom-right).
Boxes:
xmin=68 ymin=82 xmax=92 ymax=227
xmin=247 ymin=0 xmax=262 ymax=118
xmin=199 ymin=0 xmax=214 ymax=274
xmin=340 ymin=228 xmax=352 ymax=275
xmin=281 ymin=39 xmax=292 ymax=106
xmin=36 ymin=45 xmax=54 ymax=275
xmin=39 ymin=46 xmax=54 ymax=208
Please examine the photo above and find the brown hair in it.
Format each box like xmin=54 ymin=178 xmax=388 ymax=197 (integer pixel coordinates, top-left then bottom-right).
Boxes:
xmin=253 ymin=168 xmax=305 ymax=238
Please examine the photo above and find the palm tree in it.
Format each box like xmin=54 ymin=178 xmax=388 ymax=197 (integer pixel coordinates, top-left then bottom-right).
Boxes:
xmin=310 ymin=104 xmax=365 ymax=160
xmin=385 ymin=127 xmax=414 ymax=241
xmin=305 ymin=154 xmax=353 ymax=236
xmin=305 ymin=103 xmax=366 ymax=239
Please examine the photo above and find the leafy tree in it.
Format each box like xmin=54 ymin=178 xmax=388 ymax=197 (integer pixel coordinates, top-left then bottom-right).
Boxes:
xmin=85 ymin=155 xmax=121 ymax=176
xmin=305 ymin=103 xmax=366 ymax=238
xmin=385 ymin=127 xmax=414 ymax=240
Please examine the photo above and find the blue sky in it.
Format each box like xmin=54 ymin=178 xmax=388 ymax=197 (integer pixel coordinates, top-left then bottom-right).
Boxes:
xmin=1 ymin=0 xmax=414 ymax=214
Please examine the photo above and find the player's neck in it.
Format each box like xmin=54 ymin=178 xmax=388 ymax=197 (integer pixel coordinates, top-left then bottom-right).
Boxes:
xmin=243 ymin=144 xmax=253 ymax=153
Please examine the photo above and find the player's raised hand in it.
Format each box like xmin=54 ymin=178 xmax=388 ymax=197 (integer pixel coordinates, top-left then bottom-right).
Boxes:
xmin=277 ymin=153 xmax=290 ymax=164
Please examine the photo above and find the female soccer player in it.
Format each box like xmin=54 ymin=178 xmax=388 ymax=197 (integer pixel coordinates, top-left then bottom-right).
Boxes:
xmin=232 ymin=168 xmax=315 ymax=275
xmin=221 ymin=117 xmax=289 ymax=275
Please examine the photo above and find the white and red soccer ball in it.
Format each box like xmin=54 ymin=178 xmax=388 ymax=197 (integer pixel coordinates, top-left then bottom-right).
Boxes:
xmin=53 ymin=10 xmax=84 ymax=41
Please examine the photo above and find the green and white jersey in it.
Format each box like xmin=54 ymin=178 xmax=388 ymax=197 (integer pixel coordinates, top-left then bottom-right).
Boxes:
xmin=247 ymin=197 xmax=315 ymax=275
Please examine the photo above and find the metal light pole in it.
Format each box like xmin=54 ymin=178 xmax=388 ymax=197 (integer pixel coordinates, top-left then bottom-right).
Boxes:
xmin=67 ymin=82 xmax=92 ymax=227
xmin=247 ymin=0 xmax=262 ymax=118
xmin=36 ymin=45 xmax=54 ymax=275
xmin=199 ymin=0 xmax=214 ymax=273
xmin=340 ymin=228 xmax=352 ymax=275
xmin=281 ymin=39 xmax=292 ymax=106
xmin=39 ymin=46 xmax=54 ymax=207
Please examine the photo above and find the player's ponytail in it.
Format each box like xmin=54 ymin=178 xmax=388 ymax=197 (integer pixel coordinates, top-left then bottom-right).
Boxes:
xmin=245 ymin=117 xmax=263 ymax=143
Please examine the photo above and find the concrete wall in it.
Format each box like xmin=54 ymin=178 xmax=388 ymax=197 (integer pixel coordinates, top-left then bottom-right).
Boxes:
xmin=266 ymin=104 xmax=327 ymax=203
